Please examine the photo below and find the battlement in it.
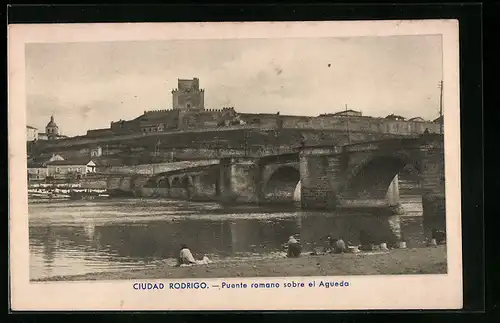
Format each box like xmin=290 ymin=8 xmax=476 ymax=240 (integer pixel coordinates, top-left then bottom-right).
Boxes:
xmin=110 ymin=119 xmax=129 ymax=126
xmin=171 ymin=88 xmax=204 ymax=93
xmin=201 ymin=107 xmax=236 ymax=113
xmin=143 ymin=109 xmax=175 ymax=114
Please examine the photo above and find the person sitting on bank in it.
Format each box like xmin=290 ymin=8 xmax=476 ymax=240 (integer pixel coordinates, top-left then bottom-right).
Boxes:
xmin=287 ymin=236 xmax=302 ymax=258
xmin=334 ymin=237 xmax=347 ymax=254
xmin=178 ymin=244 xmax=212 ymax=266
xmin=432 ymin=229 xmax=446 ymax=245
xmin=359 ymin=230 xmax=375 ymax=251
xmin=325 ymin=234 xmax=335 ymax=253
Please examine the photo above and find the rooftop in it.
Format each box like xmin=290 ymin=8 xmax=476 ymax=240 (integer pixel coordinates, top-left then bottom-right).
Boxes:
xmin=385 ymin=114 xmax=406 ymax=120
xmin=433 ymin=116 xmax=443 ymax=123
xmin=46 ymin=115 xmax=58 ymax=128
xmin=47 ymin=158 xmax=94 ymax=166
xmin=91 ymin=156 xmax=127 ymax=166
xmin=28 ymin=153 xmax=65 ymax=165
xmin=27 ymin=161 xmax=46 ymax=168
xmin=330 ymin=109 xmax=363 ymax=116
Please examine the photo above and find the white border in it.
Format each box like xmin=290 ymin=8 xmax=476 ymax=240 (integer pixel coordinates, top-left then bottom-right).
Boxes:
xmin=8 ymin=20 xmax=462 ymax=311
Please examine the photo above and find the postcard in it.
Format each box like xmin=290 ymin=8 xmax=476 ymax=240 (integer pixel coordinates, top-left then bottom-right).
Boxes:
xmin=8 ymin=20 xmax=462 ymax=311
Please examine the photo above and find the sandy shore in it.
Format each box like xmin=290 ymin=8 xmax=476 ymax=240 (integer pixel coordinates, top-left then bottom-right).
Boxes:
xmin=34 ymin=245 xmax=447 ymax=282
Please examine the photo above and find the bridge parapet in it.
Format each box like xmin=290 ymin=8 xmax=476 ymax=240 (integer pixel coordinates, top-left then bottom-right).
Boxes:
xmin=299 ymin=146 xmax=342 ymax=156
xmin=153 ymin=163 xmax=220 ymax=178
xmin=342 ymin=134 xmax=443 ymax=153
xmin=103 ymin=160 xmax=220 ymax=175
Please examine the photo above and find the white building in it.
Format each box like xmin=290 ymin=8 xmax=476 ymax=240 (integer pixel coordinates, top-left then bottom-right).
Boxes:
xmin=27 ymin=162 xmax=48 ymax=180
xmin=27 ymin=154 xmax=64 ymax=181
xmin=26 ymin=125 xmax=38 ymax=142
xmin=47 ymin=159 xmax=97 ymax=179
xmin=90 ymin=146 xmax=103 ymax=157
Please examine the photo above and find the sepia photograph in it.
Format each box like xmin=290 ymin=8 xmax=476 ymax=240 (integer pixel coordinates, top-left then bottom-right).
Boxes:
xmin=9 ymin=20 xmax=462 ymax=311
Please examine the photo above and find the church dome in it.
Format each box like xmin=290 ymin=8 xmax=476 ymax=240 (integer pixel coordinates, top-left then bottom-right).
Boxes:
xmin=46 ymin=116 xmax=58 ymax=128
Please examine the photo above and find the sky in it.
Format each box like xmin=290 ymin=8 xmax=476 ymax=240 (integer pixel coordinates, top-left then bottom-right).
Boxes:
xmin=25 ymin=35 xmax=443 ymax=137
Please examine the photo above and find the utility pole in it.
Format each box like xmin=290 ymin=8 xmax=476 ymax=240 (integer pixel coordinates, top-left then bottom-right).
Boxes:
xmin=345 ymin=104 xmax=351 ymax=144
xmin=243 ymin=130 xmax=248 ymax=157
xmin=438 ymin=80 xmax=444 ymax=134
xmin=151 ymin=139 xmax=160 ymax=176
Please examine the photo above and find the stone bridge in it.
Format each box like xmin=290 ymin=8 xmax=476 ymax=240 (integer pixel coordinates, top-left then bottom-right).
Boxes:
xmin=137 ymin=134 xmax=443 ymax=239
xmin=138 ymin=135 xmax=444 ymax=232
xmin=300 ymin=135 xmax=444 ymax=208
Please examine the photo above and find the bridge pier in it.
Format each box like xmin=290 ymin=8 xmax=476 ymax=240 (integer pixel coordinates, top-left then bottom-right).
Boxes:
xmin=422 ymin=193 xmax=446 ymax=239
xmin=190 ymin=174 xmax=218 ymax=201
xmin=299 ymin=146 xmax=342 ymax=210
xmin=219 ymin=158 xmax=261 ymax=204
xmin=419 ymin=143 xmax=446 ymax=239
xmin=104 ymin=175 xmax=139 ymax=197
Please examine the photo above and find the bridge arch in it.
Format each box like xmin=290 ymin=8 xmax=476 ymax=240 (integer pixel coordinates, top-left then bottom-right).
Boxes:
xmin=262 ymin=165 xmax=301 ymax=203
xmin=342 ymin=151 xmax=421 ymax=200
xmin=171 ymin=177 xmax=181 ymax=188
xmin=180 ymin=175 xmax=193 ymax=188
xmin=157 ymin=177 xmax=170 ymax=189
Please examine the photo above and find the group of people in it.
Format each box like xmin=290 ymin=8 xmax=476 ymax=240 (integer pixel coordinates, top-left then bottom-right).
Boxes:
xmin=175 ymin=228 xmax=446 ymax=266
xmin=177 ymin=236 xmax=347 ymax=264
xmin=286 ymin=235 xmax=347 ymax=258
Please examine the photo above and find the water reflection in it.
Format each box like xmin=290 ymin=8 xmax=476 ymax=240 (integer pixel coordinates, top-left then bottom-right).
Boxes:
xmin=29 ymin=199 xmax=425 ymax=280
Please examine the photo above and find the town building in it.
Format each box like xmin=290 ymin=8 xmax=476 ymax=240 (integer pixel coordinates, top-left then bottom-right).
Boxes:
xmin=26 ymin=125 xmax=38 ymax=142
xmin=37 ymin=133 xmax=49 ymax=141
xmin=432 ymin=115 xmax=444 ymax=134
xmin=27 ymin=153 xmax=64 ymax=181
xmin=408 ymin=117 xmax=426 ymax=122
xmin=46 ymin=158 xmax=98 ymax=180
xmin=385 ymin=113 xmax=406 ymax=121
xmin=320 ymin=109 xmax=364 ymax=118
xmin=27 ymin=162 xmax=48 ymax=181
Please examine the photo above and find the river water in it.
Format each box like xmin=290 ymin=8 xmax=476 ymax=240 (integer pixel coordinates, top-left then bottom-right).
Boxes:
xmin=28 ymin=198 xmax=426 ymax=280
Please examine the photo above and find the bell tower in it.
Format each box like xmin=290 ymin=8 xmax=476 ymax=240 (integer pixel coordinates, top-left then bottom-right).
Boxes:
xmin=171 ymin=77 xmax=205 ymax=111
xmin=45 ymin=115 xmax=59 ymax=139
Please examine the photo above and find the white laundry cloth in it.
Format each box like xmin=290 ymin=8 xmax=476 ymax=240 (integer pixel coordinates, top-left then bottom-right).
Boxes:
xmin=180 ymin=248 xmax=212 ymax=265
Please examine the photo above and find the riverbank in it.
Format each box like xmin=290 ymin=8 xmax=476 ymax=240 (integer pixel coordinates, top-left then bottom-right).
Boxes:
xmin=34 ymin=245 xmax=447 ymax=282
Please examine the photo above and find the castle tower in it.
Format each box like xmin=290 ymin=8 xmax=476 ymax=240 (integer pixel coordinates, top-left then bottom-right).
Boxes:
xmin=171 ymin=77 xmax=205 ymax=111
xmin=45 ymin=115 xmax=59 ymax=139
